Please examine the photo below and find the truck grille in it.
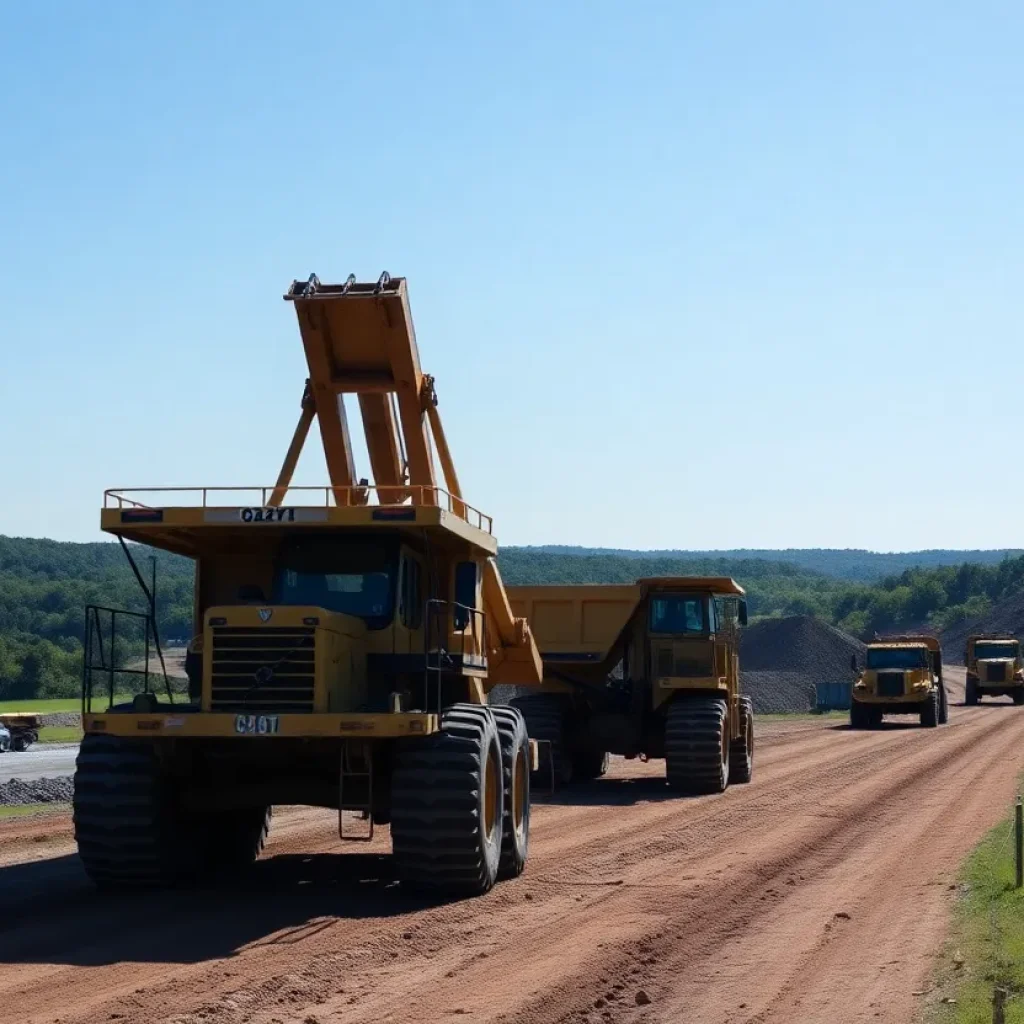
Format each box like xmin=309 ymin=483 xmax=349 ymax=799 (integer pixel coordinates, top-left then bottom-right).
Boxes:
xmin=986 ymin=663 xmax=1008 ymax=683
xmin=210 ymin=626 xmax=315 ymax=712
xmin=877 ymin=672 xmax=904 ymax=697
xmin=656 ymin=647 xmax=713 ymax=677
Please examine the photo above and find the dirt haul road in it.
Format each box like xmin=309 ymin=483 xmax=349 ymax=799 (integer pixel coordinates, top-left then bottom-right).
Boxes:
xmin=2 ymin=668 xmax=1024 ymax=1024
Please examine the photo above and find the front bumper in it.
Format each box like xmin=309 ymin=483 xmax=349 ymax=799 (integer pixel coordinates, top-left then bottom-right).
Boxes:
xmin=852 ymin=691 xmax=931 ymax=707
xmin=83 ymin=711 xmax=440 ymax=739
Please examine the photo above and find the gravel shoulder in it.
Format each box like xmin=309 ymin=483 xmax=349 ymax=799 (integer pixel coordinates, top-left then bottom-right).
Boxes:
xmin=0 ymin=666 xmax=1015 ymax=1024
xmin=0 ymin=745 xmax=79 ymax=787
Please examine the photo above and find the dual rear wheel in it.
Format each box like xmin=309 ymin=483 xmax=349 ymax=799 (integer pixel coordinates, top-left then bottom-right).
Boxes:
xmin=511 ymin=693 xmax=753 ymax=795
xmin=665 ymin=696 xmax=753 ymax=793
xmin=391 ymin=704 xmax=530 ymax=895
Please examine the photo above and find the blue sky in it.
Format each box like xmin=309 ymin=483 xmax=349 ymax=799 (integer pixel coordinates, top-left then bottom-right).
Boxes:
xmin=1 ymin=1 xmax=1022 ymax=551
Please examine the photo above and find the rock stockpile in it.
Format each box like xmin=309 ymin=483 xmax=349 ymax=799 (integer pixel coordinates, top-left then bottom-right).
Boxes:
xmin=740 ymin=616 xmax=866 ymax=713
xmin=940 ymin=594 xmax=1024 ymax=657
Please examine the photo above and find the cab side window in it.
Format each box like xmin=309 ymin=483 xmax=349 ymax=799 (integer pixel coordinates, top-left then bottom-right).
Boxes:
xmin=400 ymin=558 xmax=423 ymax=628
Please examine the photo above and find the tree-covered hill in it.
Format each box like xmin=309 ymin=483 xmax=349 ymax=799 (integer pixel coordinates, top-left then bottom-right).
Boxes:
xmin=514 ymin=546 xmax=1024 ymax=583
xmin=4 ymin=535 xmax=1024 ymax=700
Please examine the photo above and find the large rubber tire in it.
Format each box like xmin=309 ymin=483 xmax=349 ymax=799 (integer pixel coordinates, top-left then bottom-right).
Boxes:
xmin=966 ymin=677 xmax=979 ymax=706
xmin=1012 ymin=691 xmax=1024 ymax=707
xmin=729 ymin=696 xmax=754 ymax=784
xmin=849 ymin=699 xmax=871 ymax=730
xmin=509 ymin=694 xmax=572 ymax=788
xmin=490 ymin=706 xmax=530 ymax=880
xmin=920 ymin=688 xmax=940 ymax=728
xmin=939 ymin=684 xmax=949 ymax=724
xmin=572 ymin=749 xmax=610 ymax=781
xmin=12 ymin=730 xmax=36 ymax=752
xmin=73 ymin=735 xmax=271 ymax=889
xmin=204 ymin=807 xmax=272 ymax=873
xmin=665 ymin=697 xmax=729 ymax=794
xmin=391 ymin=704 xmax=504 ymax=896
xmin=74 ymin=734 xmax=192 ymax=888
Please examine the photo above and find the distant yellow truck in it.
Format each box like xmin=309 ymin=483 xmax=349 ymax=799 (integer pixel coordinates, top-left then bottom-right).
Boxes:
xmin=506 ymin=577 xmax=752 ymax=794
xmin=964 ymin=634 xmax=1024 ymax=705
xmin=850 ymin=634 xmax=948 ymax=729
xmin=0 ymin=713 xmax=41 ymax=751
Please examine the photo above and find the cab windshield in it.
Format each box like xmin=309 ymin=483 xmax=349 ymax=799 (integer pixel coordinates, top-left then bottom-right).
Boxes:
xmin=975 ymin=642 xmax=1018 ymax=660
xmin=649 ymin=596 xmax=707 ymax=635
xmin=272 ymin=537 xmax=396 ymax=629
xmin=866 ymin=647 xmax=929 ymax=670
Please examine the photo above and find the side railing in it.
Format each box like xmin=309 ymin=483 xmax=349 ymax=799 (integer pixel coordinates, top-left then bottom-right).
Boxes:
xmin=82 ymin=605 xmax=173 ymax=713
xmin=423 ymin=600 xmax=488 ymax=714
xmin=103 ymin=485 xmax=494 ymax=534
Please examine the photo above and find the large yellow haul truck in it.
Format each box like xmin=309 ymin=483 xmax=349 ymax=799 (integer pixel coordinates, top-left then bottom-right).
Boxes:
xmin=964 ymin=634 xmax=1024 ymax=705
xmin=505 ymin=578 xmax=752 ymax=793
xmin=849 ymin=634 xmax=948 ymax=728
xmin=74 ymin=274 xmax=543 ymax=896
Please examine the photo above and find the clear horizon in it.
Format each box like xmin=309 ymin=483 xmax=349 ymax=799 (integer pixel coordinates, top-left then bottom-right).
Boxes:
xmin=3 ymin=3 xmax=1022 ymax=550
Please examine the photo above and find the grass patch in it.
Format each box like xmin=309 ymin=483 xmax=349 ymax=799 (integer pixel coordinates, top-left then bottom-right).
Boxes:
xmin=0 ymin=803 xmax=66 ymax=820
xmin=931 ymin=806 xmax=1024 ymax=1022
xmin=37 ymin=725 xmax=83 ymax=744
xmin=0 ymin=698 xmax=83 ymax=714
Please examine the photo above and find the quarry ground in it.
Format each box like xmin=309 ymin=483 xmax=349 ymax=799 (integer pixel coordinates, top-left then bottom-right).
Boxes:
xmin=2 ymin=667 xmax=1023 ymax=1024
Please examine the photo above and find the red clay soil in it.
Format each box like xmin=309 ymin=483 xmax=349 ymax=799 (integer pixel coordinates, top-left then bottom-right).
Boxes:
xmin=1 ymin=668 xmax=1022 ymax=1024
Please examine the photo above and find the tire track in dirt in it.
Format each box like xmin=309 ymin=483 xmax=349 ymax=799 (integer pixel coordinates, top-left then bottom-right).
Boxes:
xmin=0 ymin=687 xmax=1020 ymax=1024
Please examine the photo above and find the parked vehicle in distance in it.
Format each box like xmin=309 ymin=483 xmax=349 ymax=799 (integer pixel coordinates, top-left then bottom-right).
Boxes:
xmin=0 ymin=714 xmax=40 ymax=751
xmin=964 ymin=634 xmax=1024 ymax=705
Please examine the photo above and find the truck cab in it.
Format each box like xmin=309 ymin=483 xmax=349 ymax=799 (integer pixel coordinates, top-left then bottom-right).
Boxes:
xmin=182 ymin=532 xmax=487 ymax=717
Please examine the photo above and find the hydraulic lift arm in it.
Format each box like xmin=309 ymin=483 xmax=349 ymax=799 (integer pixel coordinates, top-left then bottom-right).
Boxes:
xmin=276 ymin=272 xmax=542 ymax=686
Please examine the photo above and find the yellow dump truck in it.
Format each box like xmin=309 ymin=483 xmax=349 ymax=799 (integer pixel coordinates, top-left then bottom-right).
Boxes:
xmin=505 ymin=578 xmax=752 ymax=793
xmin=0 ymin=713 xmax=41 ymax=751
xmin=964 ymin=634 xmax=1024 ymax=705
xmin=73 ymin=273 xmax=543 ymax=897
xmin=849 ymin=634 xmax=948 ymax=728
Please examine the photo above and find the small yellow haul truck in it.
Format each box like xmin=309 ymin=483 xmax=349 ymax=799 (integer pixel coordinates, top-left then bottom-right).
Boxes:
xmin=849 ymin=634 xmax=948 ymax=729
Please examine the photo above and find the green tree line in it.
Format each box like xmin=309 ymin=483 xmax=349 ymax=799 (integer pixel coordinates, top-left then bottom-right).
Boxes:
xmin=0 ymin=537 xmax=193 ymax=699
xmin=2 ymin=536 xmax=1022 ymax=699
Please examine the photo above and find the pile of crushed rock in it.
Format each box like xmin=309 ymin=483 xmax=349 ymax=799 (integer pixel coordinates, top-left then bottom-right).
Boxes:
xmin=0 ymin=776 xmax=73 ymax=806
xmin=741 ymin=616 xmax=866 ymax=713
xmin=493 ymin=615 xmax=866 ymax=714
xmin=39 ymin=712 xmax=81 ymax=728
